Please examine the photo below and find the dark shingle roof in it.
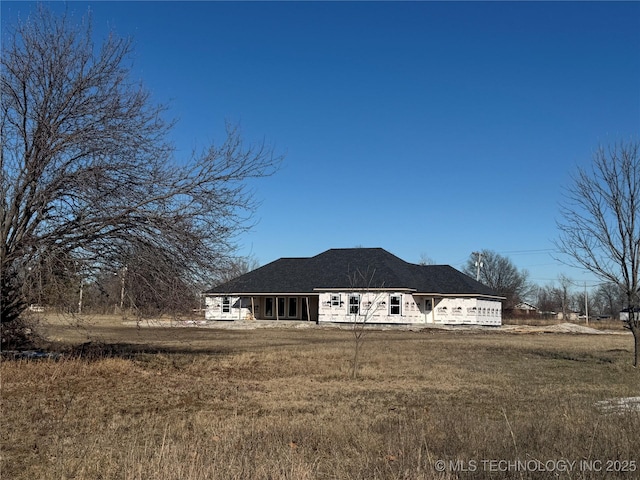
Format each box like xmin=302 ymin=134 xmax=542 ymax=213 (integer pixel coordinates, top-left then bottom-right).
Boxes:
xmin=206 ymin=248 xmax=500 ymax=297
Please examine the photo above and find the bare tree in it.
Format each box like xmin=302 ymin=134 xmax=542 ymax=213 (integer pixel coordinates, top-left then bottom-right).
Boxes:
xmin=557 ymin=274 xmax=573 ymax=320
xmin=462 ymin=250 xmax=531 ymax=310
xmin=346 ymin=266 xmax=384 ymax=380
xmin=214 ymin=255 xmax=261 ymax=285
xmin=534 ymin=284 xmax=556 ymax=314
xmin=556 ymin=140 xmax=640 ymax=366
xmin=418 ymin=253 xmax=436 ymax=266
xmin=0 ymin=6 xmax=281 ymax=337
xmin=592 ymin=282 xmax=625 ymax=319
xmin=107 ymin=245 xmax=201 ymax=318
xmin=534 ymin=277 xmax=575 ymax=318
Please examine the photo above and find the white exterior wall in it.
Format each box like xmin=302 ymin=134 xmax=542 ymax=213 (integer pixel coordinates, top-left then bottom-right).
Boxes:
xmin=431 ymin=298 xmax=501 ymax=326
xmin=317 ymin=292 xmax=501 ymax=326
xmin=318 ymin=292 xmax=424 ymax=324
xmin=205 ymin=293 xmax=502 ymax=326
xmin=205 ymin=295 xmax=252 ymax=321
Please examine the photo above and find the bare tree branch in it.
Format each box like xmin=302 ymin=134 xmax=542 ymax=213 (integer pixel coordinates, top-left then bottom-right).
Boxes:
xmin=1 ymin=5 xmax=281 ymax=331
xmin=462 ymin=250 xmax=531 ymax=310
xmin=555 ymin=140 xmax=640 ymax=366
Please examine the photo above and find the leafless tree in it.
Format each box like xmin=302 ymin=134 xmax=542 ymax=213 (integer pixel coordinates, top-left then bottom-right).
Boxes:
xmin=592 ymin=282 xmax=625 ymax=318
xmin=0 ymin=6 xmax=281 ymax=337
xmin=534 ymin=284 xmax=556 ymax=314
xmin=106 ymin=245 xmax=201 ymax=318
xmin=462 ymin=250 xmax=531 ymax=310
xmin=556 ymin=140 xmax=640 ymax=366
xmin=346 ymin=266 xmax=384 ymax=379
xmin=557 ymin=274 xmax=573 ymax=320
xmin=214 ymin=255 xmax=261 ymax=286
xmin=418 ymin=253 xmax=436 ymax=266
xmin=534 ymin=277 xmax=573 ymax=317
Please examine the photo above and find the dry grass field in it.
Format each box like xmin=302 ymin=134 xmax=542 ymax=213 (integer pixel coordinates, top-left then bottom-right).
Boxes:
xmin=1 ymin=315 xmax=639 ymax=479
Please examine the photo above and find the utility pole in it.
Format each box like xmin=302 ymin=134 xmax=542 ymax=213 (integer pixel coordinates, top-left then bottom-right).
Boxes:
xmin=119 ymin=265 xmax=128 ymax=311
xmin=584 ymin=281 xmax=589 ymax=325
xmin=76 ymin=261 xmax=84 ymax=315
xmin=78 ymin=279 xmax=83 ymax=314
xmin=472 ymin=251 xmax=483 ymax=281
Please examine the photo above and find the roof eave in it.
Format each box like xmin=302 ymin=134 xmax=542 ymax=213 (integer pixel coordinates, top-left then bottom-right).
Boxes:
xmin=415 ymin=293 xmax=506 ymax=300
xmin=313 ymin=287 xmax=417 ymax=292
xmin=205 ymin=291 xmax=505 ymax=300
xmin=204 ymin=292 xmax=318 ymax=296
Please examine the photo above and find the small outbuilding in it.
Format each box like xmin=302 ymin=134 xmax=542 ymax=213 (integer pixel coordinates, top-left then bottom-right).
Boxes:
xmin=506 ymin=302 xmax=539 ymax=318
xmin=620 ymin=307 xmax=638 ymax=322
xmin=203 ymin=248 xmax=503 ymax=326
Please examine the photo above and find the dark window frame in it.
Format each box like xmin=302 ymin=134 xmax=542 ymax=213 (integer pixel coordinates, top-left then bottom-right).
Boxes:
xmin=389 ymin=294 xmax=401 ymax=315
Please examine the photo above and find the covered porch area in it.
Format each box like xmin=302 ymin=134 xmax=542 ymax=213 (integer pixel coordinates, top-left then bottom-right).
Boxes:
xmin=205 ymin=294 xmax=319 ymax=322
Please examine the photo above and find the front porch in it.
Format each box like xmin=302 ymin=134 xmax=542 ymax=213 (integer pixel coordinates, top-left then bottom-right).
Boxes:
xmin=204 ymin=295 xmax=320 ymax=322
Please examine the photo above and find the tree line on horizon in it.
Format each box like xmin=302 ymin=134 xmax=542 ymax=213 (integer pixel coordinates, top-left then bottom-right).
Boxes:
xmin=459 ymin=249 xmax=628 ymax=319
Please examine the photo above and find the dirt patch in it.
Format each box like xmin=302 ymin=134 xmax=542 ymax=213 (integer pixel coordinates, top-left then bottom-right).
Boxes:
xmin=500 ymin=322 xmax=628 ymax=335
xmin=595 ymin=397 xmax=640 ymax=414
xmin=39 ymin=314 xmax=630 ymax=337
xmin=120 ymin=319 xmax=629 ymax=336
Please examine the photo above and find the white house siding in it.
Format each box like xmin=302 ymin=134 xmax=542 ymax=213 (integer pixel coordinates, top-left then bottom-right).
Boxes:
xmin=205 ymin=295 xmax=318 ymax=321
xmin=317 ymin=292 xmax=502 ymax=326
xmin=206 ymin=293 xmax=502 ymax=326
xmin=205 ymin=295 xmax=252 ymax=321
xmin=317 ymin=292 xmax=424 ymax=324
xmin=430 ymin=297 xmax=501 ymax=326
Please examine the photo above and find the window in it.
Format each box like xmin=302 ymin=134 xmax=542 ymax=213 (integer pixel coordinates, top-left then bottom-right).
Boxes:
xmin=222 ymin=297 xmax=231 ymax=313
xmin=424 ymin=298 xmax=433 ymax=312
xmin=288 ymin=297 xmax=298 ymax=318
xmin=349 ymin=295 xmax=360 ymax=315
xmin=278 ymin=297 xmax=286 ymax=318
xmin=331 ymin=294 xmax=341 ymax=307
xmin=265 ymin=297 xmax=274 ymax=317
xmin=390 ymin=295 xmax=401 ymax=315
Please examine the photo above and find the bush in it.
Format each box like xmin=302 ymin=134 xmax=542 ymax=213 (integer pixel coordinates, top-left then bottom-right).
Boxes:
xmin=1 ymin=313 xmax=41 ymax=349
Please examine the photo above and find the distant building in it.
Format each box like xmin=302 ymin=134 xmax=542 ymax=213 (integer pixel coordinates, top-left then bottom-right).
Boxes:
xmin=557 ymin=310 xmax=580 ymax=322
xmin=204 ymin=248 xmax=504 ymax=326
xmin=514 ymin=302 xmax=538 ymax=312
xmin=620 ymin=307 xmax=638 ymax=322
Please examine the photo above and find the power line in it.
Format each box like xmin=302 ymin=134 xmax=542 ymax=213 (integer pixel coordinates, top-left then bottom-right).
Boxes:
xmin=497 ymin=248 xmax=556 ymax=255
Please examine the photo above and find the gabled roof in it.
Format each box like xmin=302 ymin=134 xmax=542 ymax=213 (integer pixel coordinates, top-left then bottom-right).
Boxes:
xmin=514 ymin=302 xmax=538 ymax=310
xmin=206 ymin=248 xmax=501 ymax=298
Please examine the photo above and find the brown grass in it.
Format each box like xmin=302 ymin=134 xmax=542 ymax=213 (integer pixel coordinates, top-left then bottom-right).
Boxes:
xmin=2 ymin=316 xmax=639 ymax=479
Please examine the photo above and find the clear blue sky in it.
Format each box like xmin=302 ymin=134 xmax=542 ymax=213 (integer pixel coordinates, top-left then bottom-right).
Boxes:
xmin=3 ymin=1 xmax=639 ymax=288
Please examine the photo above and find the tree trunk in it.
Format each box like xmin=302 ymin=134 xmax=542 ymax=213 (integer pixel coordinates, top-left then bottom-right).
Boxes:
xmin=352 ymin=339 xmax=361 ymax=379
xmin=627 ymin=297 xmax=639 ymax=367
xmin=633 ymin=326 xmax=639 ymax=368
